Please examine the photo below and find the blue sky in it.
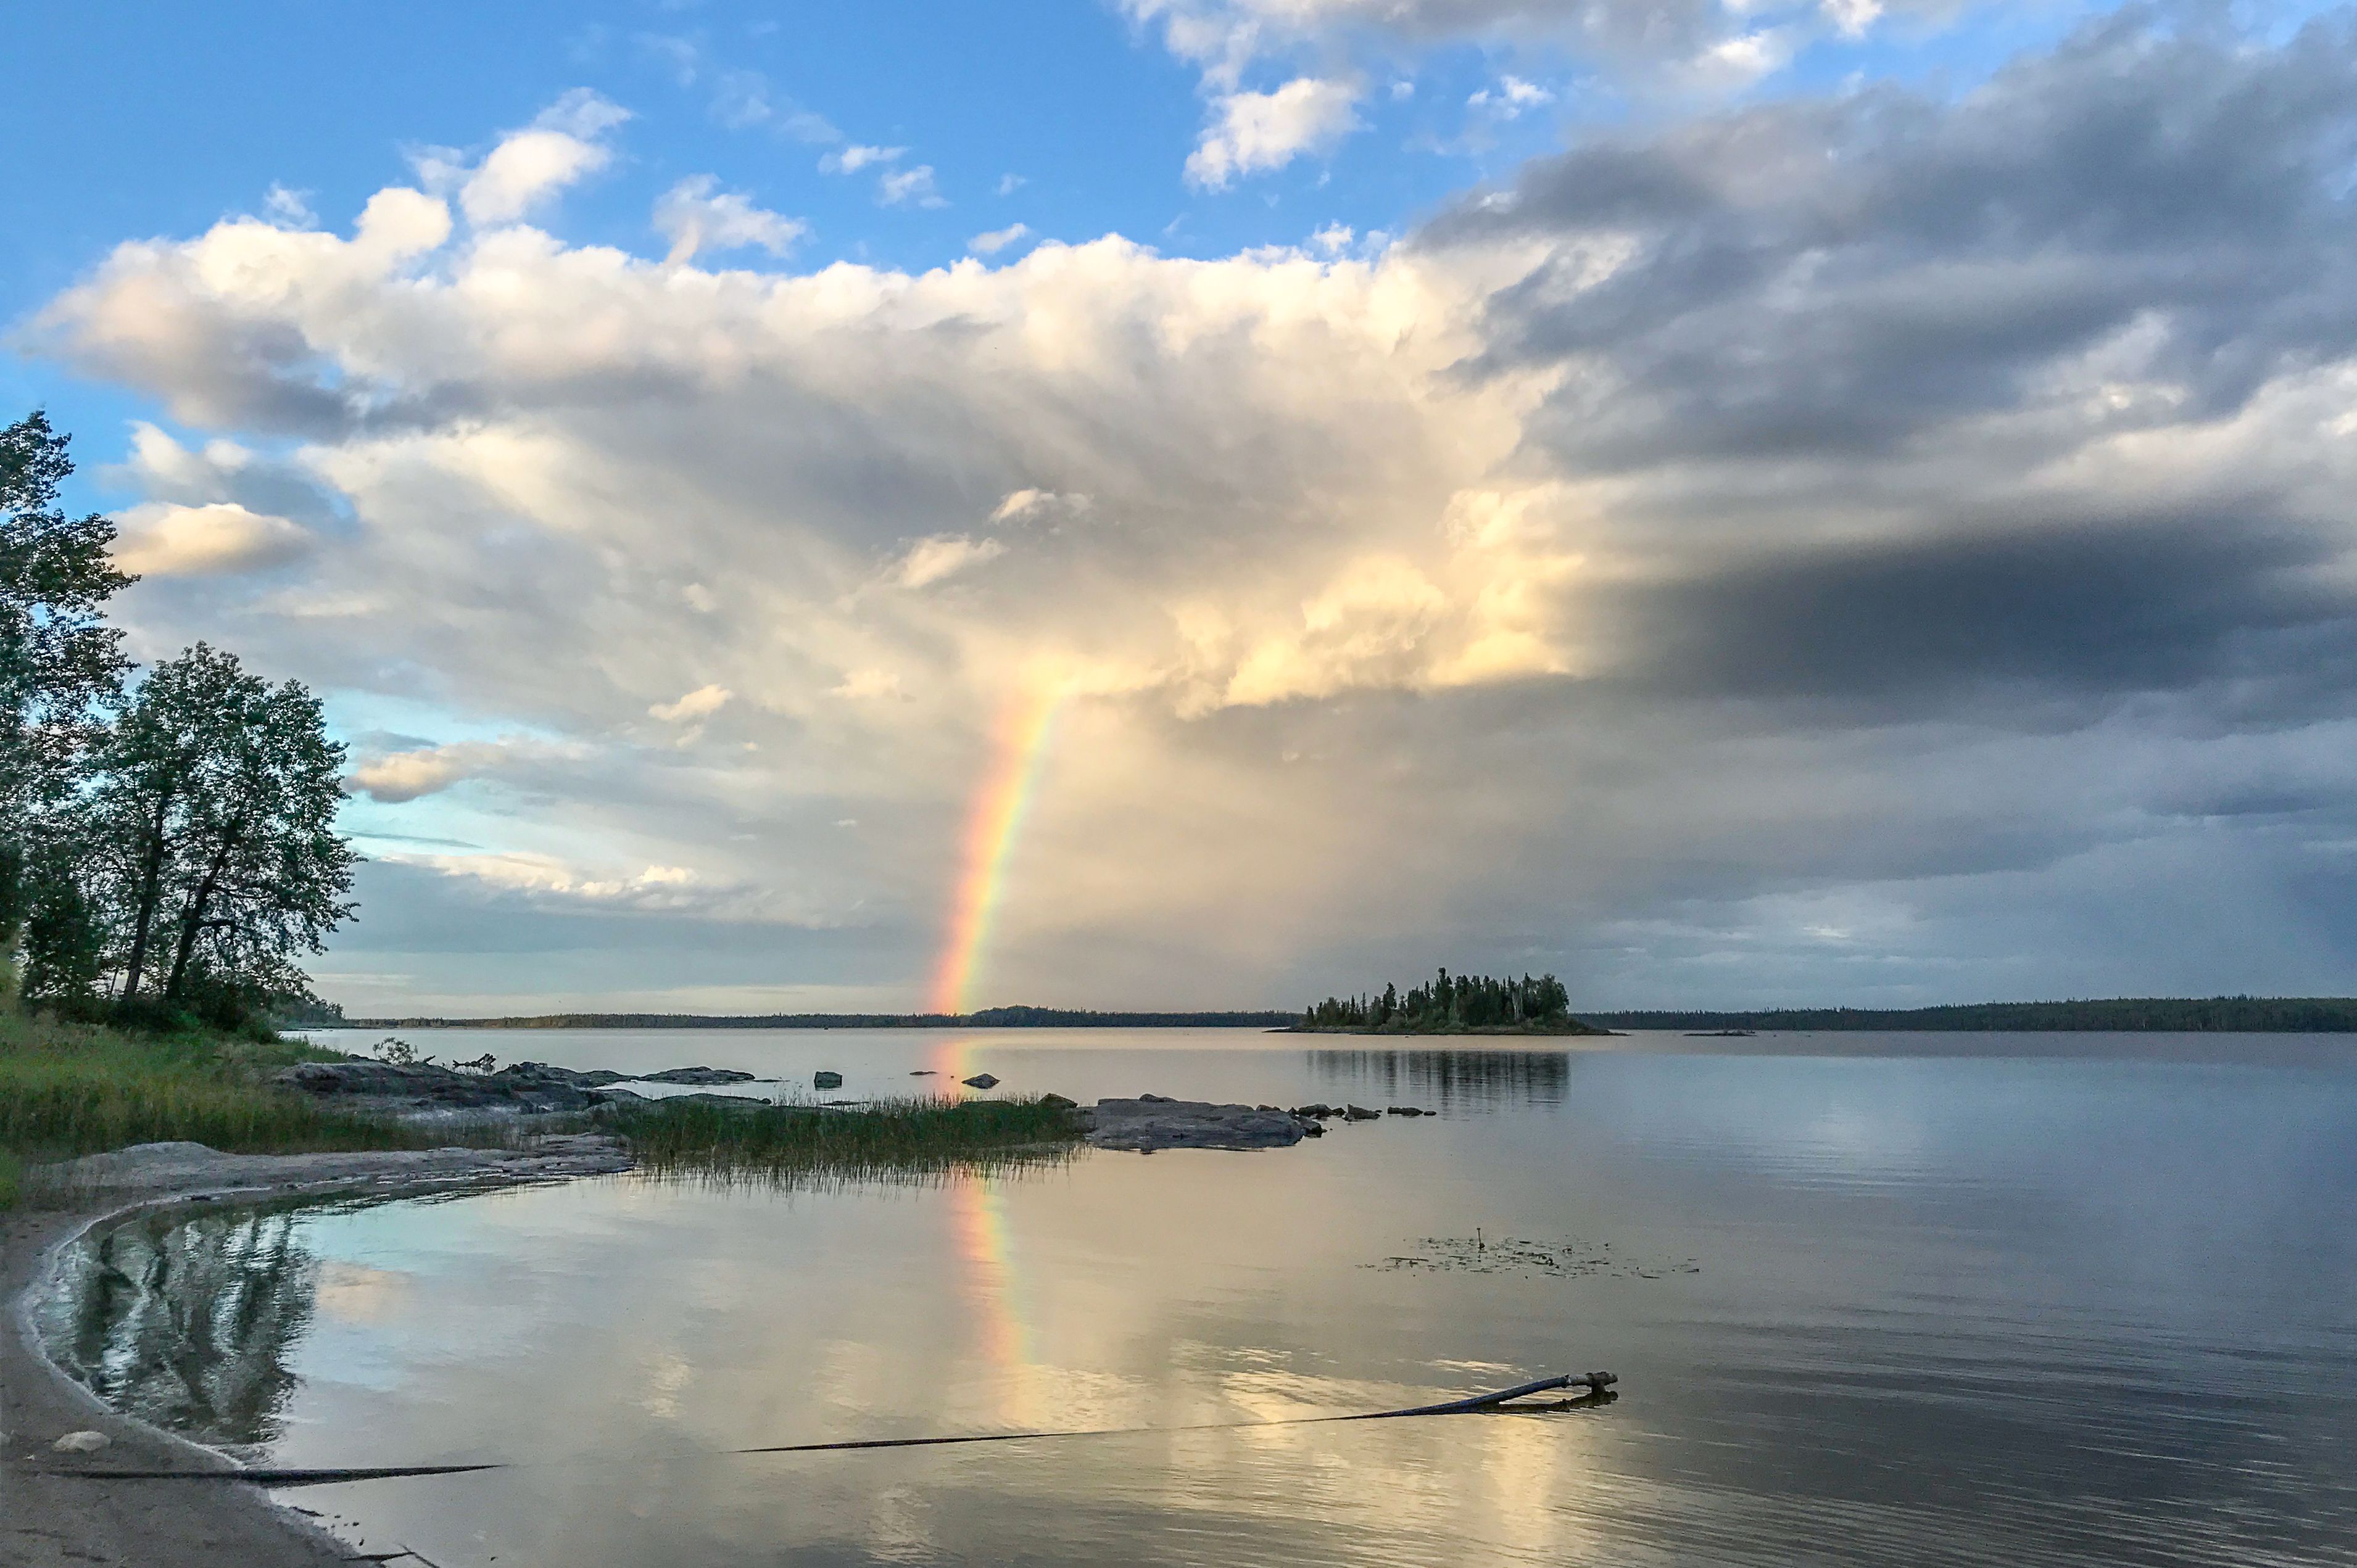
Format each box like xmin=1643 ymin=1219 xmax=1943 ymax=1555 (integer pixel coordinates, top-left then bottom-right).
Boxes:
xmin=12 ymin=0 xmax=2357 ymax=1014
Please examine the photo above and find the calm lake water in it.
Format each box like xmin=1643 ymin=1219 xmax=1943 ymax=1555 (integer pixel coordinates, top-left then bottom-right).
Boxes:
xmin=38 ymin=1028 xmax=2357 ymax=1566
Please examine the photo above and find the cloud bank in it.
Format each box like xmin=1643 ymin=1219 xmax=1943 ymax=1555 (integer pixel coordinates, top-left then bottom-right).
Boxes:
xmin=33 ymin=14 xmax=2357 ymax=1010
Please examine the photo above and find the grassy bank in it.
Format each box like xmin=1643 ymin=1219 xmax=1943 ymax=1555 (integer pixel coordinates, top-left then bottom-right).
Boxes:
xmin=610 ymin=1094 xmax=1083 ymax=1187
xmin=0 ymin=1008 xmax=441 ymax=1205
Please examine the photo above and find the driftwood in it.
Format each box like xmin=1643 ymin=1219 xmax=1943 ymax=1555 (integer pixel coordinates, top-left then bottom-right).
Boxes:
xmin=51 ymin=1372 xmax=1618 ymax=1486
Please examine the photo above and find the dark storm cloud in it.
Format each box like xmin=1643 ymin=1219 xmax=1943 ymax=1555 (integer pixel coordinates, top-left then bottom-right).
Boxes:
xmin=1612 ymin=511 xmax=2357 ymax=711
xmin=1428 ymin=8 xmax=2357 ymax=466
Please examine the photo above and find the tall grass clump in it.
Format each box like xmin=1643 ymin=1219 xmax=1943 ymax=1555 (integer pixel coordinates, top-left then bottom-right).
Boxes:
xmin=0 ymin=1009 xmax=434 ymax=1204
xmin=612 ymin=1094 xmax=1083 ymax=1189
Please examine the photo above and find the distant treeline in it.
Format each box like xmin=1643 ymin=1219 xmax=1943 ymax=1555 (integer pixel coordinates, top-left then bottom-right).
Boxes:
xmin=1588 ymin=997 xmax=2357 ymax=1033
xmin=1294 ymin=970 xmax=1610 ymax=1034
xmin=338 ymin=1005 xmax=1298 ymax=1030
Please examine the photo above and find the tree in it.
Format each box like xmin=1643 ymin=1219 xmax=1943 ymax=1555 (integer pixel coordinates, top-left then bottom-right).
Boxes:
xmin=94 ymin=644 xmax=356 ymax=1009
xmin=1 ymin=411 xmax=132 ymax=979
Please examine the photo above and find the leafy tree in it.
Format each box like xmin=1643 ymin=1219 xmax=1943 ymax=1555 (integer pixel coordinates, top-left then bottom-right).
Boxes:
xmin=1 ymin=411 xmax=133 ymax=837
xmin=95 ymin=643 xmax=356 ymax=1007
xmin=19 ymin=842 xmax=103 ymax=1007
xmin=2 ymin=413 xmax=132 ymax=999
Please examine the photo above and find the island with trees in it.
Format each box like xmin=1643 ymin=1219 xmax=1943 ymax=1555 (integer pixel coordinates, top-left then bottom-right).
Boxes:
xmin=1291 ymin=970 xmax=1615 ymax=1035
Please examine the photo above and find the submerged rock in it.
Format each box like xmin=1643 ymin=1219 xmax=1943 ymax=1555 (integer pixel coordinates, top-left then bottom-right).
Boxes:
xmin=1080 ymin=1097 xmax=1316 ymax=1152
xmin=1385 ymin=1106 xmax=1430 ymax=1116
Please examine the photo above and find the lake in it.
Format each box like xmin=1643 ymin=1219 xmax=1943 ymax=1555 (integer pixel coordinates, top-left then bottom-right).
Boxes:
xmin=36 ymin=1028 xmax=2357 ymax=1566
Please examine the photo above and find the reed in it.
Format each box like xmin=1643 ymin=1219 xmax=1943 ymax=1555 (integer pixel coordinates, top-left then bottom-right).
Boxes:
xmin=610 ymin=1094 xmax=1083 ymax=1187
xmin=0 ymin=1009 xmax=437 ymax=1203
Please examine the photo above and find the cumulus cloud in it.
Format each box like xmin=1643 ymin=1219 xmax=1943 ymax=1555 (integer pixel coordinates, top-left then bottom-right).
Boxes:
xmin=458 ymin=89 xmax=630 ymax=225
xmin=36 ymin=12 xmax=2357 ymax=1009
xmin=653 ymin=176 xmax=807 ymax=263
xmin=347 ymin=740 xmax=522 ymax=803
xmin=112 ymin=501 xmax=310 ymax=576
xmin=1186 ymin=77 xmax=1362 ymax=188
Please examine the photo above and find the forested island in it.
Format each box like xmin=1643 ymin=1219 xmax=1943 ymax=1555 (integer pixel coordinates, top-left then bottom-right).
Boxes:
xmin=1589 ymin=997 xmax=2357 ymax=1032
xmin=342 ymin=1005 xmax=1299 ymax=1030
xmin=1291 ymin=970 xmax=1614 ymax=1035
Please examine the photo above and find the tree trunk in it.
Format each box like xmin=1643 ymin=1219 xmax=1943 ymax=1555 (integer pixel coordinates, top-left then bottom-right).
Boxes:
xmin=118 ymin=790 xmax=178 ymax=1004
xmin=163 ymin=829 xmax=241 ymax=1001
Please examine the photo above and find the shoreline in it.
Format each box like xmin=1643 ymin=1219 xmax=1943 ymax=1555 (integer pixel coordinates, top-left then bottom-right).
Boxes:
xmin=2 ymin=1138 xmax=631 ymax=1568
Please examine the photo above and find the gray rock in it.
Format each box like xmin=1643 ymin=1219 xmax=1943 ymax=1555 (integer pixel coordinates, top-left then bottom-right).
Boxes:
xmin=813 ymin=1070 xmax=844 ymax=1089
xmin=1292 ymin=1104 xmax=1336 ymax=1118
xmin=1343 ymin=1105 xmax=1380 ymax=1121
xmin=1081 ymin=1097 xmax=1314 ymax=1152
xmin=1385 ymin=1106 xmax=1429 ymax=1116
xmin=273 ymin=1059 xmax=615 ymax=1112
xmin=962 ymin=1073 xmax=1000 ymax=1089
xmin=1038 ymin=1092 xmax=1078 ymax=1110
xmin=638 ymin=1066 xmax=757 ymax=1085
xmin=668 ymin=1092 xmax=771 ymax=1108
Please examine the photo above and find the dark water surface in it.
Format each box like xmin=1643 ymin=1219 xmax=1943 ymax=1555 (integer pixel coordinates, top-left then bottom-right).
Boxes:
xmin=38 ymin=1030 xmax=2357 ymax=1566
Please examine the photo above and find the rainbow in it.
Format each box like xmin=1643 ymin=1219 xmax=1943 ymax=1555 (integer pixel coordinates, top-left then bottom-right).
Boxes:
xmin=934 ymin=1033 xmax=1046 ymax=1422
xmin=928 ymin=687 xmax=1065 ymax=1016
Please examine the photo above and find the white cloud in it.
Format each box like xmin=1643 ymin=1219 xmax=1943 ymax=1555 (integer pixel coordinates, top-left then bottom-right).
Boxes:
xmin=1468 ymin=75 xmax=1553 ymax=117
xmin=995 ymin=173 xmax=1027 ymax=195
xmin=347 ymin=740 xmax=523 ymax=803
xmin=969 ymin=223 xmax=1033 ymax=255
xmin=391 ymin=851 xmax=714 ymax=910
xmin=878 ymin=164 xmax=945 ymax=207
xmin=43 ymin=16 xmax=2357 ymax=1012
xmin=893 ymin=534 xmax=1005 ymax=588
xmin=460 ymin=90 xmax=631 ymax=225
xmin=649 ymin=683 xmax=733 ymax=722
xmin=1186 ymin=77 xmax=1362 ymax=189
xmin=653 ymin=176 xmax=808 ymax=263
xmin=112 ymin=502 xmax=310 ymax=577
xmin=822 ymin=144 xmax=902 ymax=174
xmin=262 ymin=183 xmax=316 ymax=228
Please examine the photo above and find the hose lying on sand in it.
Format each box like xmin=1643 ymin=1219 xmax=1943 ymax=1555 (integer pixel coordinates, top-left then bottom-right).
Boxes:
xmin=46 ymin=1371 xmax=1620 ymax=1487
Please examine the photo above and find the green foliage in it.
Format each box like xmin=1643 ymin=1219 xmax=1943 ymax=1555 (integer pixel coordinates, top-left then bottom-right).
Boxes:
xmin=0 ymin=1009 xmax=431 ymax=1206
xmin=98 ymin=642 xmax=357 ymax=1006
xmin=1301 ymin=968 xmax=1589 ymax=1033
xmin=1 ymin=411 xmax=133 ymax=831
xmin=610 ymin=1094 xmax=1082 ymax=1188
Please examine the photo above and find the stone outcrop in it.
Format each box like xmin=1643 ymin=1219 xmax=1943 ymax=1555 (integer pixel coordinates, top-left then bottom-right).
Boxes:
xmin=1079 ymin=1094 xmax=1319 ymax=1152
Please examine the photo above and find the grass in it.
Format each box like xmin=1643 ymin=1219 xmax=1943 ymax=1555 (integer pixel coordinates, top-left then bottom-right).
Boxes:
xmin=608 ymin=1093 xmax=1084 ymax=1189
xmin=0 ymin=1007 xmax=449 ymax=1207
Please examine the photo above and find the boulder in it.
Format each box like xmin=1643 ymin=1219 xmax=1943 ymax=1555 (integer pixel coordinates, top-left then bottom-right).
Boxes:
xmin=962 ymin=1073 xmax=1000 ymax=1089
xmin=1080 ymin=1097 xmax=1315 ymax=1152
xmin=1343 ymin=1105 xmax=1380 ymax=1121
xmin=1038 ymin=1092 xmax=1078 ymax=1110
xmin=813 ymin=1070 xmax=844 ymax=1089
xmin=1292 ymin=1104 xmax=1336 ymax=1119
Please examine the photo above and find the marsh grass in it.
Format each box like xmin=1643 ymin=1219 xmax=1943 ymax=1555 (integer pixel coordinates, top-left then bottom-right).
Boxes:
xmin=0 ymin=1009 xmax=454 ymax=1206
xmin=611 ymin=1093 xmax=1083 ymax=1189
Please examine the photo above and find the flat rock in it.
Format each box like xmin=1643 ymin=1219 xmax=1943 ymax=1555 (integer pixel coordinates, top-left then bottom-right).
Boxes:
xmin=637 ymin=1066 xmax=758 ymax=1085
xmin=1080 ymin=1097 xmax=1314 ymax=1152
xmin=39 ymin=1136 xmax=634 ymax=1194
xmin=273 ymin=1059 xmax=618 ymax=1112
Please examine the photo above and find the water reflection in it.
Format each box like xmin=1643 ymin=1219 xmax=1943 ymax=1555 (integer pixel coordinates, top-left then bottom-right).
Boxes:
xmin=1307 ymin=1047 xmax=1570 ymax=1108
xmin=30 ymin=1031 xmax=2357 ymax=1568
xmin=40 ymin=1202 xmax=341 ymax=1452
